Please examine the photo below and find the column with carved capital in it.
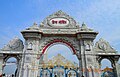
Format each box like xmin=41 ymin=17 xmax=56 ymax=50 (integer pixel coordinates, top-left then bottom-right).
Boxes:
xmin=75 ymin=40 xmax=82 ymax=77
xmin=113 ymin=56 xmax=119 ymax=77
xmin=20 ymin=23 xmax=42 ymax=77
xmin=76 ymin=24 xmax=98 ymax=77
xmin=0 ymin=54 xmax=3 ymax=76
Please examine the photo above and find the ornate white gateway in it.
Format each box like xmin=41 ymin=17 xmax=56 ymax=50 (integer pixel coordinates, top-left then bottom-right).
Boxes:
xmin=0 ymin=10 xmax=120 ymax=77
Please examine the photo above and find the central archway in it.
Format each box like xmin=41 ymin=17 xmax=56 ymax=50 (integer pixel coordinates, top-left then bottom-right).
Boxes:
xmin=42 ymin=39 xmax=76 ymax=54
xmin=39 ymin=39 xmax=79 ymax=77
xmin=38 ymin=39 xmax=79 ymax=59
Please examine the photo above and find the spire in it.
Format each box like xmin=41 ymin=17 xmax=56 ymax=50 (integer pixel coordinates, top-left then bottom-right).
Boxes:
xmin=33 ymin=22 xmax=37 ymax=26
xmin=27 ymin=22 xmax=39 ymax=30
xmin=81 ymin=22 xmax=87 ymax=29
xmin=81 ymin=22 xmax=93 ymax=31
xmin=54 ymin=10 xmax=66 ymax=16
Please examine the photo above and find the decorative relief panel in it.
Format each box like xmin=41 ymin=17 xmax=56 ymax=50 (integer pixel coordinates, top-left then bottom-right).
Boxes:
xmin=25 ymin=56 xmax=31 ymax=63
xmin=94 ymin=38 xmax=116 ymax=53
xmin=87 ymin=57 xmax=92 ymax=62
xmin=40 ymin=10 xmax=79 ymax=29
xmin=27 ymin=43 xmax=33 ymax=50
xmin=84 ymin=41 xmax=93 ymax=51
xmin=1 ymin=37 xmax=24 ymax=51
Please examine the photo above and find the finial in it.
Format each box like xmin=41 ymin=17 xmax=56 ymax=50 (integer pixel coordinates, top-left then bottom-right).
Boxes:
xmin=58 ymin=10 xmax=63 ymax=12
xmin=81 ymin=22 xmax=88 ymax=30
xmin=33 ymin=22 xmax=37 ymax=27
xmin=27 ymin=22 xmax=39 ymax=30
xmin=81 ymin=22 xmax=93 ymax=31
xmin=55 ymin=10 xmax=65 ymax=16
xmin=82 ymin=22 xmax=87 ymax=27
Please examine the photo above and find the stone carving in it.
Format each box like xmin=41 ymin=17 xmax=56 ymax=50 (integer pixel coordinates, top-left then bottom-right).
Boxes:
xmin=40 ymin=10 xmax=79 ymax=28
xmin=87 ymin=57 xmax=92 ymax=62
xmin=80 ymin=23 xmax=94 ymax=32
xmin=0 ymin=10 xmax=119 ymax=77
xmin=1 ymin=37 xmax=24 ymax=51
xmin=84 ymin=41 xmax=92 ymax=51
xmin=26 ymin=22 xmax=39 ymax=30
xmin=38 ymin=37 xmax=79 ymax=54
xmin=85 ymin=44 xmax=91 ymax=51
xmin=27 ymin=43 xmax=33 ymax=50
xmin=94 ymin=38 xmax=116 ymax=53
xmin=98 ymin=42 xmax=107 ymax=50
xmin=25 ymin=56 xmax=31 ymax=63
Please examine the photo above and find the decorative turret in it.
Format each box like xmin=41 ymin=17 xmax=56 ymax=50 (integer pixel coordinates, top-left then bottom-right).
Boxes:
xmin=26 ymin=22 xmax=39 ymax=30
xmin=94 ymin=38 xmax=117 ymax=53
xmin=77 ymin=22 xmax=98 ymax=39
xmin=81 ymin=22 xmax=93 ymax=32
xmin=21 ymin=22 xmax=42 ymax=39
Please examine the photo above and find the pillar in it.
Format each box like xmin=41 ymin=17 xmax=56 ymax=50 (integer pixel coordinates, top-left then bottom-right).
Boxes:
xmin=113 ymin=56 xmax=120 ymax=77
xmin=20 ymin=28 xmax=42 ymax=77
xmin=0 ymin=54 xmax=3 ymax=75
xmin=77 ymin=29 xmax=98 ymax=77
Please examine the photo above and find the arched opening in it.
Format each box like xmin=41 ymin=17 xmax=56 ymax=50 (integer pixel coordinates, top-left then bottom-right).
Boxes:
xmin=101 ymin=59 xmax=112 ymax=70
xmin=39 ymin=42 xmax=79 ymax=77
xmin=100 ymin=59 xmax=114 ymax=77
xmin=41 ymin=39 xmax=77 ymax=55
xmin=3 ymin=57 xmax=18 ymax=77
xmin=46 ymin=44 xmax=78 ymax=63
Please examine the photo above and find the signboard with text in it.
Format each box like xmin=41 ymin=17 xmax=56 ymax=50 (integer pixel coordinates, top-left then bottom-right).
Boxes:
xmin=49 ymin=17 xmax=69 ymax=27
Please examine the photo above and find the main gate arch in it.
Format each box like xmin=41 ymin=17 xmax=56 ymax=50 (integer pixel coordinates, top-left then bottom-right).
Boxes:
xmin=37 ymin=38 xmax=79 ymax=59
xmin=0 ymin=10 xmax=120 ymax=77
xmin=20 ymin=10 xmax=99 ymax=77
xmin=39 ymin=39 xmax=79 ymax=77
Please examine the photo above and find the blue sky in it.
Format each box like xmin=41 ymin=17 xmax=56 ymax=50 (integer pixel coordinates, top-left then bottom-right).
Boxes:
xmin=0 ymin=0 xmax=120 ymax=73
xmin=0 ymin=0 xmax=120 ymax=52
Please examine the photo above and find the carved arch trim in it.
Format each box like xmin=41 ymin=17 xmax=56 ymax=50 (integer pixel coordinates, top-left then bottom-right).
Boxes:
xmin=96 ymin=56 xmax=115 ymax=66
xmin=3 ymin=54 xmax=21 ymax=64
xmin=38 ymin=37 xmax=79 ymax=59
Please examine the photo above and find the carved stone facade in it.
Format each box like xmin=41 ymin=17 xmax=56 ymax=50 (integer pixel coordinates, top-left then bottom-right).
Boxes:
xmin=0 ymin=37 xmax=24 ymax=76
xmin=0 ymin=10 xmax=120 ymax=77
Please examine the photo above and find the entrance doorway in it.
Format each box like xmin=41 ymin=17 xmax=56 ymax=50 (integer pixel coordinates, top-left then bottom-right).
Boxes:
xmin=40 ymin=44 xmax=79 ymax=77
xmin=100 ymin=59 xmax=114 ymax=77
xmin=3 ymin=57 xmax=17 ymax=77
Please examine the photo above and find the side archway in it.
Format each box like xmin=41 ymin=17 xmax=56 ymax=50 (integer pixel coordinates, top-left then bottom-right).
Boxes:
xmin=3 ymin=55 xmax=21 ymax=77
xmin=97 ymin=56 xmax=117 ymax=77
